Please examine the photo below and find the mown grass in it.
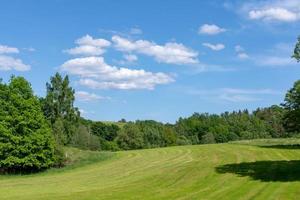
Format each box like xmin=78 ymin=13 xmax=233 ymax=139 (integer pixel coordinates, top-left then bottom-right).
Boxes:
xmin=1 ymin=139 xmax=300 ymax=199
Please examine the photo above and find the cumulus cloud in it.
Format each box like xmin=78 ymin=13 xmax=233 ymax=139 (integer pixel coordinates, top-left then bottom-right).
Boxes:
xmin=0 ymin=44 xmax=30 ymax=71
xmin=249 ymin=7 xmax=298 ymax=22
xmin=111 ymin=35 xmax=198 ymax=65
xmin=242 ymin=0 xmax=300 ymax=22
xmin=60 ymin=56 xmax=174 ymax=90
xmin=76 ymin=35 xmax=111 ymax=47
xmin=0 ymin=55 xmax=30 ymax=71
xmin=202 ymin=43 xmax=225 ymax=51
xmin=0 ymin=45 xmax=19 ymax=54
xmin=64 ymin=35 xmax=111 ymax=56
xmin=198 ymin=24 xmax=226 ymax=35
xmin=75 ymin=91 xmax=110 ymax=101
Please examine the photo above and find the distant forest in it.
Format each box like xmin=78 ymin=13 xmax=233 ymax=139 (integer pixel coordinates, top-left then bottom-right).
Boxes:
xmin=0 ymin=36 xmax=300 ymax=173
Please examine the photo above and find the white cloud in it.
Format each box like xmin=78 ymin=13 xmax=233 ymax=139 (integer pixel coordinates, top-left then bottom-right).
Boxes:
xmin=60 ymin=56 xmax=174 ymax=90
xmin=75 ymin=91 xmax=110 ymax=101
xmin=23 ymin=47 xmax=36 ymax=52
xmin=235 ymin=45 xmax=249 ymax=59
xmin=130 ymin=28 xmax=143 ymax=35
xmin=249 ymin=7 xmax=298 ymax=22
xmin=78 ymin=108 xmax=95 ymax=115
xmin=111 ymin=35 xmax=198 ymax=65
xmin=235 ymin=45 xmax=244 ymax=52
xmin=198 ymin=24 xmax=226 ymax=35
xmin=241 ymin=0 xmax=300 ymax=22
xmin=0 ymin=55 xmax=30 ymax=71
xmin=76 ymin=35 xmax=111 ymax=47
xmin=64 ymin=35 xmax=111 ymax=56
xmin=0 ymin=45 xmax=19 ymax=54
xmin=237 ymin=53 xmax=249 ymax=59
xmin=65 ymin=45 xmax=106 ymax=56
xmin=202 ymin=43 xmax=225 ymax=51
xmin=123 ymin=54 xmax=138 ymax=62
xmin=188 ymin=88 xmax=281 ymax=102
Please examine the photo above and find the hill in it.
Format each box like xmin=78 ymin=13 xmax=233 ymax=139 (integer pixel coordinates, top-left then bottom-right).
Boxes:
xmin=1 ymin=139 xmax=300 ymax=199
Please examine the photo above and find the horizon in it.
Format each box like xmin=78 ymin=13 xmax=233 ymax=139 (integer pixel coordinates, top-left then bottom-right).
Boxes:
xmin=1 ymin=0 xmax=299 ymax=123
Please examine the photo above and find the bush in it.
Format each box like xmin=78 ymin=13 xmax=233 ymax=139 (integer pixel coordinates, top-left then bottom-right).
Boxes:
xmin=99 ymin=139 xmax=120 ymax=151
xmin=201 ymin=133 xmax=216 ymax=144
xmin=70 ymin=124 xmax=101 ymax=150
xmin=176 ymin=135 xmax=191 ymax=146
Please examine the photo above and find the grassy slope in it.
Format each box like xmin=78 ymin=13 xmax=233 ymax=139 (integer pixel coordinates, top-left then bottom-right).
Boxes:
xmin=2 ymin=139 xmax=300 ymax=199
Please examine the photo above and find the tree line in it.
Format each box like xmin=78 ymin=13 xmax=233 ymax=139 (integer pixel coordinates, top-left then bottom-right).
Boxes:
xmin=0 ymin=36 xmax=300 ymax=173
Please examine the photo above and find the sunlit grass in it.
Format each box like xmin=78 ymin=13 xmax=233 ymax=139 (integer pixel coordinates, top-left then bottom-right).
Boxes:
xmin=1 ymin=139 xmax=300 ymax=200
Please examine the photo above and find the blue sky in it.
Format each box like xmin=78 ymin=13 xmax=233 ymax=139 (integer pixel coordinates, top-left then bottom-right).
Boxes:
xmin=0 ymin=0 xmax=300 ymax=123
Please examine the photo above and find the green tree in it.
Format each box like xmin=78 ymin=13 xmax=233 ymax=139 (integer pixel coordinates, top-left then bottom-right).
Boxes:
xmin=91 ymin=122 xmax=119 ymax=141
xmin=71 ymin=124 xmax=101 ymax=150
xmin=292 ymin=36 xmax=300 ymax=62
xmin=254 ymin=105 xmax=286 ymax=138
xmin=42 ymin=73 xmax=80 ymax=144
xmin=282 ymin=80 xmax=300 ymax=133
xmin=0 ymin=77 xmax=56 ymax=172
xmin=116 ymin=123 xmax=143 ymax=150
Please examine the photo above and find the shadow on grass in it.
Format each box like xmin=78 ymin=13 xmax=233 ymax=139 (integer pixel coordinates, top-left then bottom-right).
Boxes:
xmin=259 ymin=144 xmax=300 ymax=150
xmin=216 ymin=160 xmax=300 ymax=182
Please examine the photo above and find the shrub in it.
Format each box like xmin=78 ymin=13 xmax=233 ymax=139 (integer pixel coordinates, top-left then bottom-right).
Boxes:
xmin=201 ymin=133 xmax=216 ymax=144
xmin=70 ymin=124 xmax=101 ymax=150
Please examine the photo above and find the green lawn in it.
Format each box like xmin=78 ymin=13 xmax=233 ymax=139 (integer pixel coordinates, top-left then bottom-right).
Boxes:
xmin=2 ymin=139 xmax=300 ymax=200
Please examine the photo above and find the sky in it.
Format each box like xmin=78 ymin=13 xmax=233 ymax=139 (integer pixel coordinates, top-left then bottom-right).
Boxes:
xmin=0 ymin=0 xmax=300 ymax=123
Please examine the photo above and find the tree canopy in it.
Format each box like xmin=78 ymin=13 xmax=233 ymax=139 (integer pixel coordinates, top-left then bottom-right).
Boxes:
xmin=292 ymin=36 xmax=300 ymax=62
xmin=0 ymin=77 xmax=56 ymax=173
xmin=42 ymin=73 xmax=80 ymax=144
xmin=282 ymin=80 xmax=300 ymax=132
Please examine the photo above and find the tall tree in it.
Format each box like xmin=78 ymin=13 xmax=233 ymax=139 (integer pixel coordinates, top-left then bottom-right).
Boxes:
xmin=42 ymin=73 xmax=80 ymax=144
xmin=282 ymin=80 xmax=300 ymax=132
xmin=292 ymin=36 xmax=300 ymax=62
xmin=0 ymin=77 xmax=56 ymax=172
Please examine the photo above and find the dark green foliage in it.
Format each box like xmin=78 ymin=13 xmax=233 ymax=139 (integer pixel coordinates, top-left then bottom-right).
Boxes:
xmin=116 ymin=123 xmax=144 ymax=150
xmin=42 ymin=73 xmax=80 ymax=144
xmin=254 ymin=105 xmax=286 ymax=137
xmin=0 ymin=77 xmax=56 ymax=172
xmin=99 ymin=139 xmax=120 ymax=151
xmin=136 ymin=120 xmax=166 ymax=148
xmin=161 ymin=126 xmax=177 ymax=146
xmin=282 ymin=80 xmax=300 ymax=133
xmin=91 ymin=122 xmax=119 ymax=141
xmin=174 ymin=109 xmax=284 ymax=145
xmin=292 ymin=36 xmax=300 ymax=62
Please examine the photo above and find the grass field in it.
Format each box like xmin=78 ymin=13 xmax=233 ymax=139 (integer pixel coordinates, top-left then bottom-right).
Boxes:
xmin=2 ymin=139 xmax=300 ymax=200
